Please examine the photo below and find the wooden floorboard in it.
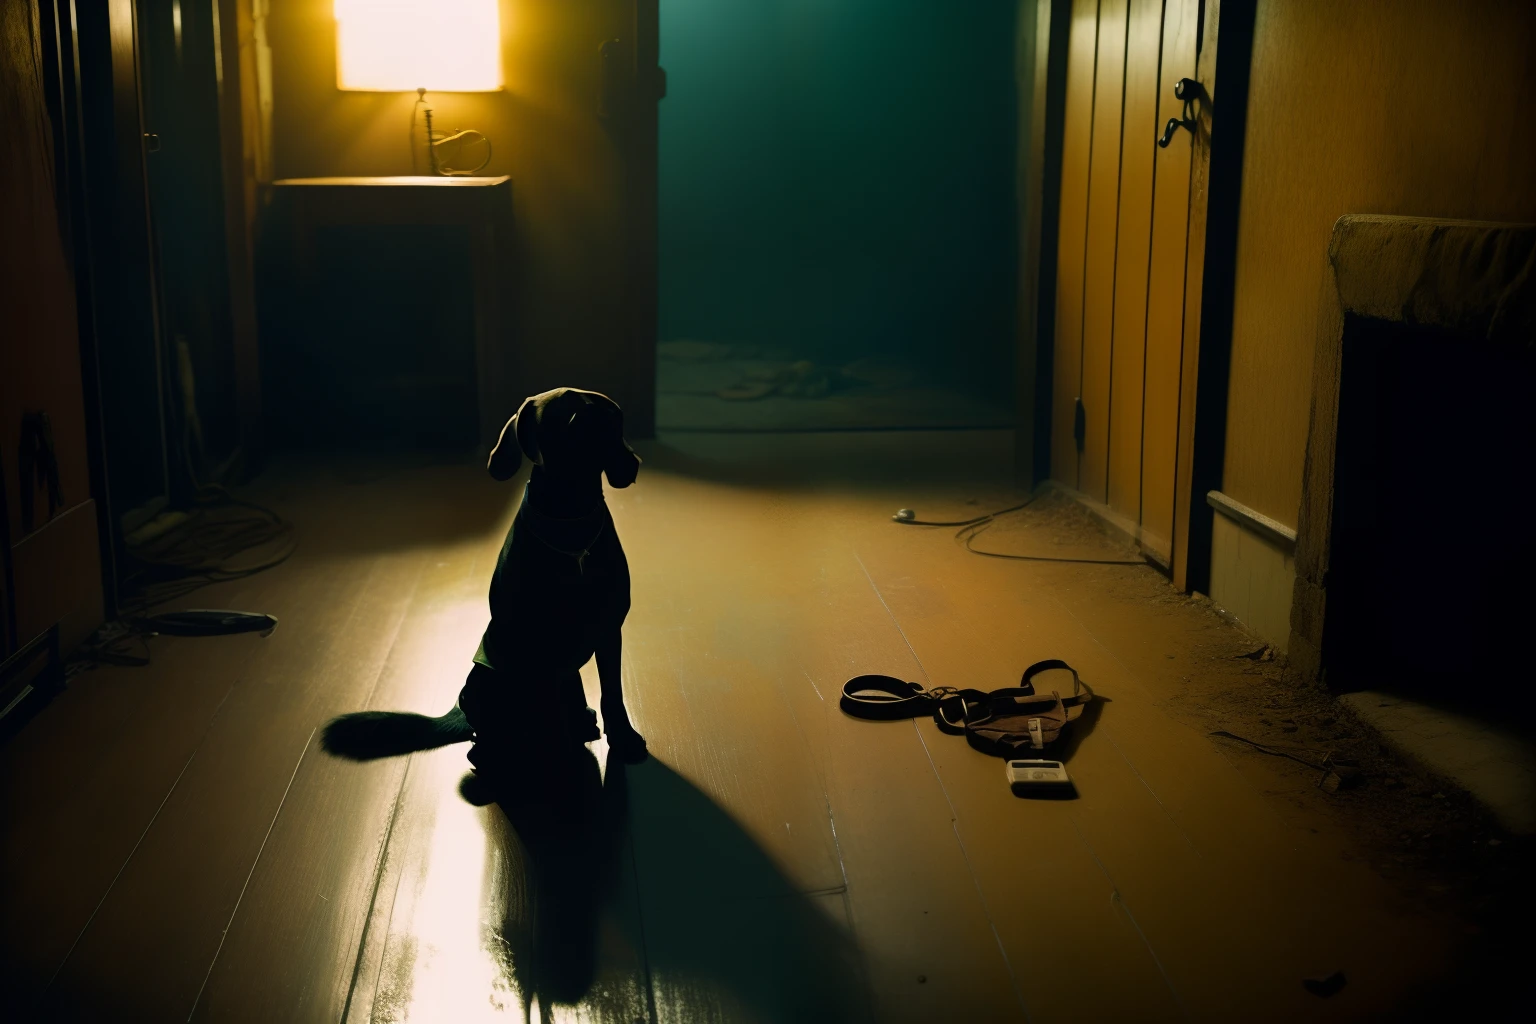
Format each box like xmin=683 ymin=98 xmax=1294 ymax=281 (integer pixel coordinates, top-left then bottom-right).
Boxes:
xmin=860 ymin=526 xmax=1455 ymax=1022
xmin=0 ymin=438 xmax=1479 ymax=1022
xmin=856 ymin=540 xmax=1193 ymax=1020
xmin=38 ymin=546 xmax=424 ymax=1021
xmin=633 ymin=482 xmax=1029 ymax=1024
xmin=26 ymin=467 xmax=503 ymax=1021
xmin=191 ymin=541 xmax=498 ymax=1022
xmin=619 ymin=480 xmax=846 ymax=897
xmin=0 ymin=571 xmax=280 ymax=1010
xmin=1044 ymin=576 xmax=1456 ymax=1021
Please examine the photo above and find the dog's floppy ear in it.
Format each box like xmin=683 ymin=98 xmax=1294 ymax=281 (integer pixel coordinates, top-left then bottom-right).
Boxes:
xmin=486 ymin=410 xmax=524 ymax=481
xmin=514 ymin=394 xmax=544 ymax=465
xmin=486 ymin=395 xmax=540 ymax=480
xmin=601 ymin=398 xmax=641 ymax=488
xmin=606 ymin=443 xmax=641 ymax=489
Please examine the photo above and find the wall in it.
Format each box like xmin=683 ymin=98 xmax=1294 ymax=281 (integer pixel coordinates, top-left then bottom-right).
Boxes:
xmin=658 ymin=0 xmax=1018 ymax=402
xmin=1 ymin=0 xmax=103 ymax=653
xmin=264 ymin=0 xmax=650 ymax=426
xmin=1223 ymin=0 xmax=1536 ymax=523
xmin=1210 ymin=0 xmax=1536 ymax=647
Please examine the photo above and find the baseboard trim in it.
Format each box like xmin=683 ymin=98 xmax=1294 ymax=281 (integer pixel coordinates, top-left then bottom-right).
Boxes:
xmin=1205 ymin=490 xmax=1296 ymax=553
xmin=1039 ymin=479 xmax=1167 ymax=568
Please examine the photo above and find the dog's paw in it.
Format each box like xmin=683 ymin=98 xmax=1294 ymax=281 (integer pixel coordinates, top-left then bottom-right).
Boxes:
xmin=606 ymin=724 xmax=648 ymax=763
xmin=600 ymin=701 xmax=647 ymax=762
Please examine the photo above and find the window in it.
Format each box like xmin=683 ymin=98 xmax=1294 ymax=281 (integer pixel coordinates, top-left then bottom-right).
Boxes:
xmin=334 ymin=0 xmax=502 ymax=92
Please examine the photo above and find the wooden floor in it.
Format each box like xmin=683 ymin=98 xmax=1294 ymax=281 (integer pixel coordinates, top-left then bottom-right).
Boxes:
xmin=1 ymin=432 xmax=1461 ymax=1022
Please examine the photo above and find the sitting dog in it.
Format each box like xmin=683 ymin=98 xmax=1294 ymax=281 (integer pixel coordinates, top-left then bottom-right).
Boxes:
xmin=322 ymin=387 xmax=648 ymax=772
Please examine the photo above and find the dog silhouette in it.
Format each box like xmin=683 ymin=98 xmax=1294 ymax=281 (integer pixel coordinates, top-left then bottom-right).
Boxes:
xmin=322 ymin=387 xmax=648 ymax=774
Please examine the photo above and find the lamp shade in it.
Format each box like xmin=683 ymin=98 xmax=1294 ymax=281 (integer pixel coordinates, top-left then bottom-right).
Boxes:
xmin=335 ymin=0 xmax=502 ymax=92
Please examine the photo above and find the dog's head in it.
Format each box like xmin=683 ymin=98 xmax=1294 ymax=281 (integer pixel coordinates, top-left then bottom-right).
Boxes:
xmin=487 ymin=387 xmax=641 ymax=488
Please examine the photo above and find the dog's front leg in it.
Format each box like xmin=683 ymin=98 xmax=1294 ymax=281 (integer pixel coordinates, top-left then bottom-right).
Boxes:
xmin=596 ymin=631 xmax=647 ymax=762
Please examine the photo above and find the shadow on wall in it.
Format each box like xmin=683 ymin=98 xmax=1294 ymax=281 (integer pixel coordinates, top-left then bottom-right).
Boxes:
xmin=482 ymin=747 xmax=868 ymax=1021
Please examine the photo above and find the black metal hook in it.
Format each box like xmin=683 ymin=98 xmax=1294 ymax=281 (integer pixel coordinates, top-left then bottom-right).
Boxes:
xmin=1158 ymin=117 xmax=1194 ymax=148
xmin=1158 ymin=78 xmax=1204 ymax=148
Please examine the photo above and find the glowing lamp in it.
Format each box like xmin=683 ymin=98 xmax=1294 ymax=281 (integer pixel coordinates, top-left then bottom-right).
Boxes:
xmin=335 ymin=0 xmax=502 ymax=92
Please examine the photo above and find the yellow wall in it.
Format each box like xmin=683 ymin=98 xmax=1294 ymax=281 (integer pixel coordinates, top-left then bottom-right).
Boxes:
xmin=265 ymin=0 xmax=649 ymax=421
xmin=1222 ymin=0 xmax=1536 ymax=525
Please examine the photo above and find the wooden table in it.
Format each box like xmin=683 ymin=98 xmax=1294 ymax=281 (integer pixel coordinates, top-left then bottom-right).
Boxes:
xmin=269 ymin=176 xmax=515 ymax=451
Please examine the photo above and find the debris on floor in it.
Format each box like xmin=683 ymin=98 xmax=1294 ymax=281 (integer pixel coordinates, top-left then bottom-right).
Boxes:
xmin=714 ymin=354 xmax=918 ymax=401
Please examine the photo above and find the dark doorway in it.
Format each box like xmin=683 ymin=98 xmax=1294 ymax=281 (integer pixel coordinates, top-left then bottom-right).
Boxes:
xmin=656 ymin=0 xmax=1018 ymax=432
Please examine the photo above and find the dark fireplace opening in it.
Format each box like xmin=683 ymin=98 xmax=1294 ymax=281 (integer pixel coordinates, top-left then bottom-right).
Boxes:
xmin=1324 ymin=315 xmax=1536 ymax=716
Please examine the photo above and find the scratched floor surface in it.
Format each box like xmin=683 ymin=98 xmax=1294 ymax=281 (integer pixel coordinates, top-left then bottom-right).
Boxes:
xmin=1 ymin=432 xmax=1460 ymax=1022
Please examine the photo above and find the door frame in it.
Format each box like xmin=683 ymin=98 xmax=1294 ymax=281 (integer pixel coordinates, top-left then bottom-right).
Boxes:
xmin=625 ymin=0 xmax=660 ymax=438
xmin=35 ymin=0 xmax=166 ymax=618
xmin=1016 ymin=0 xmax=1074 ymax=489
xmin=1175 ymin=0 xmax=1255 ymax=592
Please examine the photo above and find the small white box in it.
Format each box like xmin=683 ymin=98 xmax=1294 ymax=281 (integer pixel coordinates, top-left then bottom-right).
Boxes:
xmin=1006 ymin=759 xmax=1073 ymax=789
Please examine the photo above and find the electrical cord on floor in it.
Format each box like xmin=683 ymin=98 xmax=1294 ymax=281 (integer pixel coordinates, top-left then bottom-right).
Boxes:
xmin=1209 ymin=729 xmax=1363 ymax=791
xmin=128 ymin=341 xmax=296 ymax=615
xmin=892 ymin=497 xmax=1146 ymax=565
xmin=1209 ymin=730 xmax=1331 ymax=771
xmin=119 ymin=489 xmax=295 ymax=614
xmin=67 ymin=496 xmax=292 ymax=678
xmin=63 ymin=335 xmax=289 ymax=679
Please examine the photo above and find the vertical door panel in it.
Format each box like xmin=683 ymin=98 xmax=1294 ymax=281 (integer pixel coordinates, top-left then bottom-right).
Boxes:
xmin=1105 ymin=0 xmax=1165 ymax=520
xmin=1050 ymin=0 xmax=1103 ymax=489
xmin=1139 ymin=0 xmax=1198 ymax=564
xmin=1078 ymin=0 xmax=1128 ymax=502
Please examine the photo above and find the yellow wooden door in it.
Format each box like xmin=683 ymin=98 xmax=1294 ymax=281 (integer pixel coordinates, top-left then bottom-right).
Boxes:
xmin=1078 ymin=0 xmax=1129 ymax=501
xmin=1050 ymin=0 xmax=1101 ymax=492
xmin=1051 ymin=0 xmax=1209 ymax=581
xmin=1105 ymin=0 xmax=1167 ymax=519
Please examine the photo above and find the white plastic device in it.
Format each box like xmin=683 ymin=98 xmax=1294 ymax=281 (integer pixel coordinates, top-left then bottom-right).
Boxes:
xmin=1006 ymin=759 xmax=1073 ymax=788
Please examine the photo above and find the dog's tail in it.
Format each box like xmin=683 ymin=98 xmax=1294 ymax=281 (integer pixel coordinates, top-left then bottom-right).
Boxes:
xmin=321 ymin=706 xmax=474 ymax=761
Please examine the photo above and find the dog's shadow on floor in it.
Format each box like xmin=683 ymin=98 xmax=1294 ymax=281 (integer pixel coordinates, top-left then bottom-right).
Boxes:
xmin=477 ymin=747 xmax=867 ymax=1022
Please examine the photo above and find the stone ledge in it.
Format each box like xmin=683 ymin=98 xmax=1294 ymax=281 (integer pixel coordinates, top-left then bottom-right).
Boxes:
xmin=1339 ymin=690 xmax=1536 ymax=836
xmin=1329 ymin=215 xmax=1535 ymax=344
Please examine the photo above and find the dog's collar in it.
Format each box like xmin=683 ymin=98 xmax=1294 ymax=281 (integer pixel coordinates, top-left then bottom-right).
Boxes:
xmin=518 ymin=486 xmax=609 ymax=569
